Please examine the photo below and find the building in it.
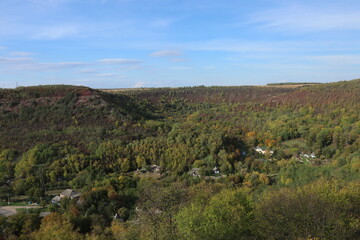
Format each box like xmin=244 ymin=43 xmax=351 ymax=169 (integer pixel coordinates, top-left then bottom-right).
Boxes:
xmin=254 ymin=147 xmax=266 ymax=154
xmin=254 ymin=146 xmax=274 ymax=155
xmin=150 ymin=165 xmax=161 ymax=174
xmin=51 ymin=189 xmax=81 ymax=204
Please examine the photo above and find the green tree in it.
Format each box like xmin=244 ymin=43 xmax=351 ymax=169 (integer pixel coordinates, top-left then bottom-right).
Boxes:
xmin=32 ymin=213 xmax=84 ymax=240
xmin=254 ymin=179 xmax=360 ymax=240
xmin=176 ymin=188 xmax=254 ymax=240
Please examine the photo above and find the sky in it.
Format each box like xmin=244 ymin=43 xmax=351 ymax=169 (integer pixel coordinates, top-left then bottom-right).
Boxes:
xmin=1 ymin=0 xmax=360 ymax=88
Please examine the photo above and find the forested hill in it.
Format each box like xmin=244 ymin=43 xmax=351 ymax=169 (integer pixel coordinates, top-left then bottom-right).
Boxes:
xmin=116 ymin=85 xmax=295 ymax=105
xmin=0 ymin=85 xmax=154 ymax=151
xmin=114 ymin=79 xmax=360 ymax=112
xmin=267 ymin=79 xmax=360 ymax=109
xmin=0 ymin=80 xmax=359 ymax=240
xmin=1 ymin=80 xmax=360 ymax=151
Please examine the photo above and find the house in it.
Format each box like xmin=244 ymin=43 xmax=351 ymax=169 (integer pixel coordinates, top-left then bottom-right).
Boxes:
xmin=254 ymin=147 xmax=274 ymax=155
xmin=150 ymin=165 xmax=161 ymax=174
xmin=60 ymin=189 xmax=81 ymax=199
xmin=254 ymin=147 xmax=266 ymax=154
xmin=51 ymin=196 xmax=61 ymax=204
xmin=213 ymin=166 xmax=220 ymax=174
xmin=300 ymin=152 xmax=316 ymax=159
xmin=51 ymin=189 xmax=81 ymax=204
xmin=188 ymin=168 xmax=201 ymax=177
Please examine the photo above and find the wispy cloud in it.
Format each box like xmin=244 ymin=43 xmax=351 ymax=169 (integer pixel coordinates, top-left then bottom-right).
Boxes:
xmin=170 ymin=66 xmax=192 ymax=70
xmin=10 ymin=51 xmax=36 ymax=56
xmin=151 ymin=50 xmax=182 ymax=57
xmin=186 ymin=39 xmax=291 ymax=53
xmin=250 ymin=4 xmax=360 ymax=33
xmin=27 ymin=0 xmax=76 ymax=7
xmin=0 ymin=56 xmax=143 ymax=73
xmin=31 ymin=24 xmax=80 ymax=40
xmin=150 ymin=18 xmax=177 ymax=28
xmin=78 ymin=68 xmax=98 ymax=74
xmin=95 ymin=73 xmax=123 ymax=78
xmin=307 ymin=55 xmax=360 ymax=65
xmin=171 ymin=58 xmax=187 ymax=62
xmin=98 ymin=58 xmax=143 ymax=64
xmin=204 ymin=65 xmax=216 ymax=69
xmin=0 ymin=57 xmax=88 ymax=71
xmin=43 ymin=62 xmax=89 ymax=69
xmin=0 ymin=46 xmax=6 ymax=50
xmin=0 ymin=57 xmax=34 ymax=64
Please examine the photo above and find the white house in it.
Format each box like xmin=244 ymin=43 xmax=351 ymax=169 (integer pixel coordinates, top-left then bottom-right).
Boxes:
xmin=51 ymin=189 xmax=81 ymax=204
xmin=254 ymin=147 xmax=274 ymax=155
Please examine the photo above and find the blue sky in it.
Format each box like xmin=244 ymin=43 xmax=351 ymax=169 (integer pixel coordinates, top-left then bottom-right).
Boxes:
xmin=1 ymin=0 xmax=360 ymax=88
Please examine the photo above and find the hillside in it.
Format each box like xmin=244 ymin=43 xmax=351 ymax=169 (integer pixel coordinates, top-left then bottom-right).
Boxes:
xmin=0 ymin=80 xmax=359 ymax=240
xmin=115 ymin=85 xmax=295 ymax=104
xmin=0 ymin=85 xmax=154 ymax=151
xmin=267 ymin=79 xmax=360 ymax=109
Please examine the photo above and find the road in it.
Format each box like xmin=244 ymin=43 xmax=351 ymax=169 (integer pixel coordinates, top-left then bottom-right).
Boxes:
xmin=0 ymin=206 xmax=41 ymax=217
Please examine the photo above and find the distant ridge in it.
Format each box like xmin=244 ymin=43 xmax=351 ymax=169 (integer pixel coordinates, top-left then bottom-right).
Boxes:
xmin=267 ymin=82 xmax=322 ymax=86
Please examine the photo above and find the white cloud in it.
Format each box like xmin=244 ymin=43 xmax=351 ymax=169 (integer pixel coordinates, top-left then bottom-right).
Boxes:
xmin=204 ymin=65 xmax=216 ymax=69
xmin=170 ymin=66 xmax=192 ymax=70
xmin=151 ymin=50 xmax=182 ymax=57
xmin=171 ymin=58 xmax=186 ymax=62
xmin=186 ymin=39 xmax=291 ymax=53
xmin=98 ymin=58 xmax=143 ymax=64
xmin=10 ymin=51 xmax=36 ymax=56
xmin=150 ymin=18 xmax=177 ymax=28
xmin=116 ymin=65 xmax=143 ymax=70
xmin=0 ymin=57 xmax=34 ymax=64
xmin=251 ymin=4 xmax=360 ymax=33
xmin=0 ymin=46 xmax=6 ymax=50
xmin=28 ymin=0 xmax=76 ymax=6
xmin=133 ymin=81 xmax=145 ymax=88
xmin=307 ymin=55 xmax=360 ymax=65
xmin=42 ymin=62 xmax=88 ymax=69
xmin=95 ymin=73 xmax=117 ymax=77
xmin=0 ymin=58 xmax=88 ymax=71
xmin=31 ymin=24 xmax=80 ymax=40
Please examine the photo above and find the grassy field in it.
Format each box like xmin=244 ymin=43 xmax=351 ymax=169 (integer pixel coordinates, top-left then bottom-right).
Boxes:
xmin=46 ymin=189 xmax=66 ymax=196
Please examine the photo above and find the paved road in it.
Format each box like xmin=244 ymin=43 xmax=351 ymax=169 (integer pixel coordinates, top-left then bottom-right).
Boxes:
xmin=0 ymin=206 xmax=41 ymax=217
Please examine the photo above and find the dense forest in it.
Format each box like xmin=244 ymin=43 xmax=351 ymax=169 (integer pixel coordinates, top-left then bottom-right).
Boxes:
xmin=0 ymin=80 xmax=359 ymax=240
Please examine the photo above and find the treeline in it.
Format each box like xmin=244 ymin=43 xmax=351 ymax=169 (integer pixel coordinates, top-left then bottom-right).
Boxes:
xmin=0 ymin=179 xmax=358 ymax=240
xmin=267 ymin=82 xmax=321 ymax=85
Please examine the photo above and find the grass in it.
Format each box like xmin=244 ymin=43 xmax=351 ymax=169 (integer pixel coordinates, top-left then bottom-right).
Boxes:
xmin=0 ymin=201 xmax=28 ymax=207
xmin=16 ymin=208 xmax=42 ymax=214
xmin=46 ymin=189 xmax=66 ymax=196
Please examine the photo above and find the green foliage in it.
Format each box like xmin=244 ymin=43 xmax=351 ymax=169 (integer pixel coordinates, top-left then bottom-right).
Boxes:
xmin=0 ymin=81 xmax=359 ymax=239
xmin=0 ymin=149 xmax=16 ymax=185
xmin=254 ymin=179 xmax=360 ymax=240
xmin=32 ymin=213 xmax=84 ymax=240
xmin=135 ymin=180 xmax=186 ymax=240
xmin=176 ymin=188 xmax=254 ymax=240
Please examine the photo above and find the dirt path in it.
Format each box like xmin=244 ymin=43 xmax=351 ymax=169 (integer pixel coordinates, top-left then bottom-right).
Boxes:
xmin=0 ymin=206 xmax=41 ymax=217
